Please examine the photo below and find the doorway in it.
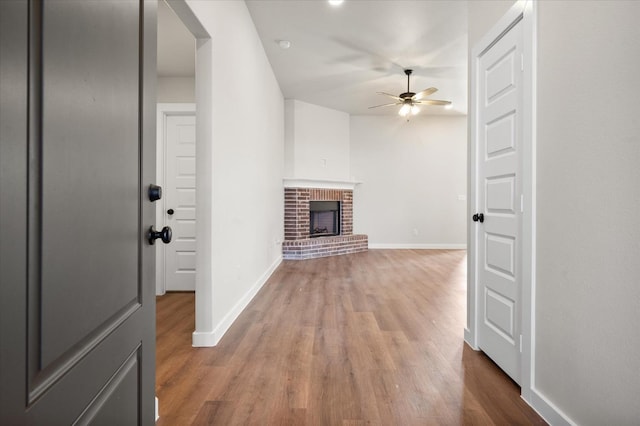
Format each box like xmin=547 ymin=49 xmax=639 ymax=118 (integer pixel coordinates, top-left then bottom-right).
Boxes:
xmin=156 ymin=0 xmax=215 ymax=348
xmin=466 ymin=0 xmax=536 ymax=402
xmin=156 ymin=0 xmax=197 ymax=294
xmin=156 ymin=104 xmax=196 ymax=293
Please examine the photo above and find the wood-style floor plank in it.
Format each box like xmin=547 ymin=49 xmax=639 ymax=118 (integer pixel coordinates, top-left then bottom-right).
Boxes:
xmin=156 ymin=249 xmax=546 ymax=425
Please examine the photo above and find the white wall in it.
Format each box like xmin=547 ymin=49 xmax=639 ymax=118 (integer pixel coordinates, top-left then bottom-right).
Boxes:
xmin=467 ymin=0 xmax=515 ymax=48
xmin=469 ymin=1 xmax=640 ymax=424
xmin=157 ymin=76 xmax=195 ymax=103
xmin=350 ymin=115 xmax=467 ymax=247
xmin=284 ymin=99 xmax=350 ymax=181
xmin=535 ymin=1 xmax=640 ymax=424
xmin=185 ymin=0 xmax=284 ymax=345
xmin=284 ymin=100 xmax=295 ymax=177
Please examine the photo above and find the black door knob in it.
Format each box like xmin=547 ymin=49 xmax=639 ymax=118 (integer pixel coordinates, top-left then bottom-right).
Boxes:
xmin=148 ymin=184 xmax=162 ymax=202
xmin=167 ymin=209 xmax=174 ymax=216
xmin=148 ymin=226 xmax=172 ymax=245
xmin=472 ymin=213 xmax=484 ymax=223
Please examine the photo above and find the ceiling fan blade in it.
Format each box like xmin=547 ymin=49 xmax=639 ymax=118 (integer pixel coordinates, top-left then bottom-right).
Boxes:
xmin=377 ymin=92 xmax=402 ymax=101
xmin=413 ymin=87 xmax=438 ymax=100
xmin=368 ymin=102 xmax=401 ymax=109
xmin=414 ymin=99 xmax=451 ymax=106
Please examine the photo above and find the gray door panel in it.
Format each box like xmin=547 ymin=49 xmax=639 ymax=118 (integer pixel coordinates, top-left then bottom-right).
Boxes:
xmin=0 ymin=0 xmax=157 ymax=423
xmin=40 ymin=0 xmax=141 ymax=367
xmin=0 ymin=0 xmax=30 ymax=420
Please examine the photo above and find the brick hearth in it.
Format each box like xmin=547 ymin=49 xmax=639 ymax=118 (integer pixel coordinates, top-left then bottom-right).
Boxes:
xmin=283 ymin=187 xmax=368 ymax=260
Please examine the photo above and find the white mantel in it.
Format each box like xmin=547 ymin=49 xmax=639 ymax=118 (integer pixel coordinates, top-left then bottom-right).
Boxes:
xmin=283 ymin=178 xmax=361 ymax=191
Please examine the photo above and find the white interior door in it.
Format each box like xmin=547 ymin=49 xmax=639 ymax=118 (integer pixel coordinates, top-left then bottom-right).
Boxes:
xmin=475 ymin=19 xmax=523 ymax=384
xmin=164 ymin=113 xmax=196 ymax=291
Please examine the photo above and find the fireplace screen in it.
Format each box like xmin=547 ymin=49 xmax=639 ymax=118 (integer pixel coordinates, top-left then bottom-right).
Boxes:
xmin=309 ymin=201 xmax=340 ymax=237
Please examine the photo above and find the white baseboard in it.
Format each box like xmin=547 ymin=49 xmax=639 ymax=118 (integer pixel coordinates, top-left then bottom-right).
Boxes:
xmin=192 ymin=329 xmax=217 ymax=347
xmin=527 ymin=387 xmax=576 ymax=426
xmin=192 ymin=256 xmax=283 ymax=348
xmin=463 ymin=327 xmax=478 ymax=350
xmin=369 ymin=243 xmax=467 ymax=250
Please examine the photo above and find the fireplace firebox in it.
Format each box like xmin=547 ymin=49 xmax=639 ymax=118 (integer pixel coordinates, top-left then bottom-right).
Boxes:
xmin=309 ymin=201 xmax=340 ymax=237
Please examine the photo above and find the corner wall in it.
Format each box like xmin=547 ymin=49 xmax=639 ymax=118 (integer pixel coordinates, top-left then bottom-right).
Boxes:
xmin=350 ymin=115 xmax=467 ymax=247
xmin=157 ymin=76 xmax=195 ymax=103
xmin=535 ymin=2 xmax=640 ymax=424
xmin=284 ymin=99 xmax=351 ymax=180
xmin=185 ymin=0 xmax=284 ymax=345
xmin=467 ymin=0 xmax=515 ymax=47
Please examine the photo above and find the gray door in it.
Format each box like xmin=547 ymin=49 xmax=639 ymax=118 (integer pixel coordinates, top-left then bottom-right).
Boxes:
xmin=0 ymin=0 xmax=157 ymax=423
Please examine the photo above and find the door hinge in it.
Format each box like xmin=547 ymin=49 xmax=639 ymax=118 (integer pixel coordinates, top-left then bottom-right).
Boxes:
xmin=519 ymin=335 xmax=523 ymax=353
xmin=520 ymin=194 xmax=524 ymax=213
xmin=520 ymin=53 xmax=524 ymax=72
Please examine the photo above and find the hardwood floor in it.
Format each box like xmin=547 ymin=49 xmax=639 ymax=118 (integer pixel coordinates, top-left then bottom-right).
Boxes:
xmin=156 ymin=250 xmax=546 ymax=425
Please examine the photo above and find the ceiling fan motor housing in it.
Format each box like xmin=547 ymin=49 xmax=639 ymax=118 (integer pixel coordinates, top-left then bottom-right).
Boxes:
xmin=402 ymin=69 xmax=414 ymax=99
xmin=367 ymin=67 xmax=450 ymax=112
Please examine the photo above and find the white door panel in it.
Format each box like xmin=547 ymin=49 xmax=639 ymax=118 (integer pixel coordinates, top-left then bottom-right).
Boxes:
xmin=486 ymin=111 xmax=516 ymax=156
xmin=165 ymin=114 xmax=196 ymax=291
xmin=177 ymin=188 xmax=196 ymax=206
xmin=485 ymin=289 xmax=515 ymax=339
xmin=486 ymin=175 xmax=516 ymax=213
xmin=486 ymin=234 xmax=516 ymax=276
xmin=476 ymin=19 xmax=523 ymax=384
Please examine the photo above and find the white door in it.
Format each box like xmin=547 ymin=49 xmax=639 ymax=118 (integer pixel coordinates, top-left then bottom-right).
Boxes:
xmin=164 ymin=114 xmax=196 ymax=291
xmin=475 ymin=19 xmax=523 ymax=384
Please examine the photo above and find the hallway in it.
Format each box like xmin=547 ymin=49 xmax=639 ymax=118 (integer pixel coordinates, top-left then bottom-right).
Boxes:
xmin=156 ymin=250 xmax=545 ymax=425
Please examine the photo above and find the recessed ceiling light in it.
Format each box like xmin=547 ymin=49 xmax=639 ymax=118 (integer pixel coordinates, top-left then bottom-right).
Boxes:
xmin=328 ymin=0 xmax=344 ymax=6
xmin=277 ymin=40 xmax=291 ymax=49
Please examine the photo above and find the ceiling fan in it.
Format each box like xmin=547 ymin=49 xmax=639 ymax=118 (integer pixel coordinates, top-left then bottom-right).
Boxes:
xmin=369 ymin=69 xmax=451 ymax=117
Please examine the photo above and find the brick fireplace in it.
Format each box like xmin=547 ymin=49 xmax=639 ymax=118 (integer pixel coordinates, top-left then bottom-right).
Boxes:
xmin=282 ymin=186 xmax=368 ymax=260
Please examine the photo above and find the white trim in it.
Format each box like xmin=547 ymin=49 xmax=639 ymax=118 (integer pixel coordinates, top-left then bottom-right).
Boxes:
xmin=519 ymin=0 xmax=537 ymax=407
xmin=369 ymin=243 xmax=466 ymax=250
xmin=463 ymin=329 xmax=479 ymax=350
xmin=155 ymin=397 xmax=159 ymax=422
xmin=155 ymin=103 xmax=196 ymax=296
xmin=283 ymin=177 xmax=361 ymax=190
xmin=165 ymin=0 xmax=209 ymax=39
xmin=529 ymin=389 xmax=576 ymax=426
xmin=192 ymin=256 xmax=283 ymax=347
xmin=162 ymin=0 xmax=215 ymax=350
xmin=157 ymin=103 xmax=196 ymax=112
xmin=193 ymin=37 xmax=214 ymax=349
xmin=191 ymin=330 xmax=217 ymax=347
xmin=468 ymin=0 xmax=539 ymax=413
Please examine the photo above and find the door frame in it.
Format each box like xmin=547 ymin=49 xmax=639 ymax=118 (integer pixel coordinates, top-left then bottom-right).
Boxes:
xmin=156 ymin=103 xmax=196 ymax=295
xmin=164 ymin=0 xmax=220 ymax=347
xmin=466 ymin=0 xmax=536 ymax=403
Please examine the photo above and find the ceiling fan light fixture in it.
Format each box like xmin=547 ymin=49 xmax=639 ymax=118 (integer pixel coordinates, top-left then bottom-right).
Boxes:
xmin=445 ymin=103 xmax=453 ymax=110
xmin=398 ymin=104 xmax=411 ymax=116
xmin=411 ymin=105 xmax=420 ymax=115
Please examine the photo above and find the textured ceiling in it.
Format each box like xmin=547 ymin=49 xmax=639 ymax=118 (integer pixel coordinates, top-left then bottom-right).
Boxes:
xmin=158 ymin=0 xmax=468 ymax=116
